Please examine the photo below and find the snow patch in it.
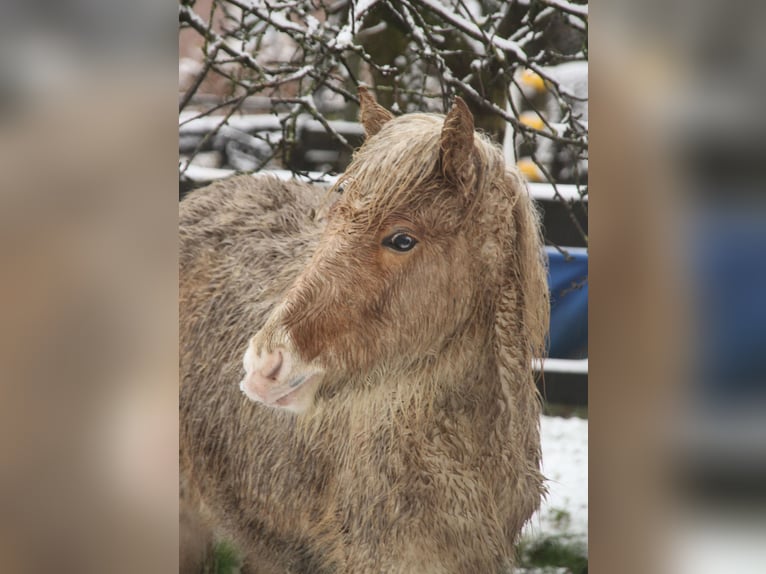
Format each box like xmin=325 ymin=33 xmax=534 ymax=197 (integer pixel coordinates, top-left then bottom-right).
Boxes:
xmin=305 ymin=15 xmax=320 ymax=37
xmin=525 ymin=415 xmax=588 ymax=542
xmin=334 ymin=27 xmax=354 ymax=49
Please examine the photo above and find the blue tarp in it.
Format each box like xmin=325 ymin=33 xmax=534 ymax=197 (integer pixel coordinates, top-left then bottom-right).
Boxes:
xmin=691 ymin=207 xmax=766 ymax=402
xmin=546 ymin=246 xmax=588 ymax=359
xmin=541 ymin=207 xmax=766 ymax=392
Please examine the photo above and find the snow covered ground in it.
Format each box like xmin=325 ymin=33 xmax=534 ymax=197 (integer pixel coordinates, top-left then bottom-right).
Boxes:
xmin=515 ymin=414 xmax=588 ymax=572
xmin=524 ymin=415 xmax=588 ymax=543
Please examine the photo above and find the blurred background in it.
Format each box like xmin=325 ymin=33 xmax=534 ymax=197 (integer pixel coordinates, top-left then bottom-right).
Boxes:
xmin=0 ymin=0 xmax=764 ymax=572
xmin=591 ymin=1 xmax=766 ymax=573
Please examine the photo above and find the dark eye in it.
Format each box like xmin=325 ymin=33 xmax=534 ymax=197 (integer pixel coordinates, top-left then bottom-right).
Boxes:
xmin=383 ymin=232 xmax=418 ymax=252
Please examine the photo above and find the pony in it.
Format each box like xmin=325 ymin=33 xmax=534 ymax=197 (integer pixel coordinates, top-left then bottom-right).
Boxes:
xmin=179 ymin=87 xmax=549 ymax=573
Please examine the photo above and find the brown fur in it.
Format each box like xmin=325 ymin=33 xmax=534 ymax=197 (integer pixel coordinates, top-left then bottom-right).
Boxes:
xmin=180 ymin=93 xmax=549 ymax=573
xmin=358 ymin=86 xmax=395 ymax=138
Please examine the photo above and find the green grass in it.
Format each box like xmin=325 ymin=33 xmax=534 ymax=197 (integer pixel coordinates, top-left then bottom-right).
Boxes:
xmin=516 ymin=534 xmax=588 ymax=573
xmin=210 ymin=534 xmax=587 ymax=573
xmin=551 ymin=508 xmax=572 ymax=530
xmin=208 ymin=540 xmax=242 ymax=574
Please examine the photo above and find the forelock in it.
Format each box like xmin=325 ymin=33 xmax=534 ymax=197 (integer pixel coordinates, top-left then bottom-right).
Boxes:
xmin=335 ymin=115 xmax=444 ymax=222
xmin=331 ymin=112 xmax=508 ymax=231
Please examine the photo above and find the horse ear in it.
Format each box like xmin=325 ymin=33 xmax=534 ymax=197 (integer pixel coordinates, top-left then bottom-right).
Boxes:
xmin=440 ymin=97 xmax=477 ymax=196
xmin=358 ymin=86 xmax=394 ymax=138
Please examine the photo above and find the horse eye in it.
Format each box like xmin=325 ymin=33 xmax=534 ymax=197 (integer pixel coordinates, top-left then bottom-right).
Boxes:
xmin=383 ymin=232 xmax=418 ymax=252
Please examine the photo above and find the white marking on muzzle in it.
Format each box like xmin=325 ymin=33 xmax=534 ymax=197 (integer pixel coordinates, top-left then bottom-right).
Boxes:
xmin=239 ymin=337 xmax=323 ymax=413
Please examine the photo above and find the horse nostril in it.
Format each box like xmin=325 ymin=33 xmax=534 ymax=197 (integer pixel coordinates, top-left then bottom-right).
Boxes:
xmin=261 ymin=350 xmax=283 ymax=380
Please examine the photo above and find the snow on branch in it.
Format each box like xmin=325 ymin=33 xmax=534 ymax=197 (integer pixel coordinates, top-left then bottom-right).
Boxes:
xmin=179 ymin=0 xmax=588 ymax=202
xmin=538 ymin=0 xmax=588 ymax=19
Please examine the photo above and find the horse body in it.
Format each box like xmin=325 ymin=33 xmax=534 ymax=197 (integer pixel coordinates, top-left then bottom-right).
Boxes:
xmin=180 ymin=92 xmax=548 ymax=573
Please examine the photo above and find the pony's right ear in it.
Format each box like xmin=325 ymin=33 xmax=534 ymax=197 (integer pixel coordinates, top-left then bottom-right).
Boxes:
xmin=358 ymin=86 xmax=394 ymax=138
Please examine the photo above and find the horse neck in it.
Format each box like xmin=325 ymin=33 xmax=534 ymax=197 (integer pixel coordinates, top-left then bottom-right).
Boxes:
xmin=311 ymin=325 xmax=500 ymax=438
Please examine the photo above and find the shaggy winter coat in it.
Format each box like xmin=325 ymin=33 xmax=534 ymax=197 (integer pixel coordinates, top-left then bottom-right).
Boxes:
xmin=180 ymin=91 xmax=549 ymax=573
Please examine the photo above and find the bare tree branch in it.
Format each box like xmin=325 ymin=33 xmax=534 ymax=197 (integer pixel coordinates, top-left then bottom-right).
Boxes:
xmin=179 ymin=0 xmax=589 ymax=245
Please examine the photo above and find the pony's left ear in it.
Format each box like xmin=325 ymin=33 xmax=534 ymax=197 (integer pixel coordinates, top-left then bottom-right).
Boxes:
xmin=440 ymin=97 xmax=477 ymax=196
xmin=358 ymin=86 xmax=394 ymax=138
